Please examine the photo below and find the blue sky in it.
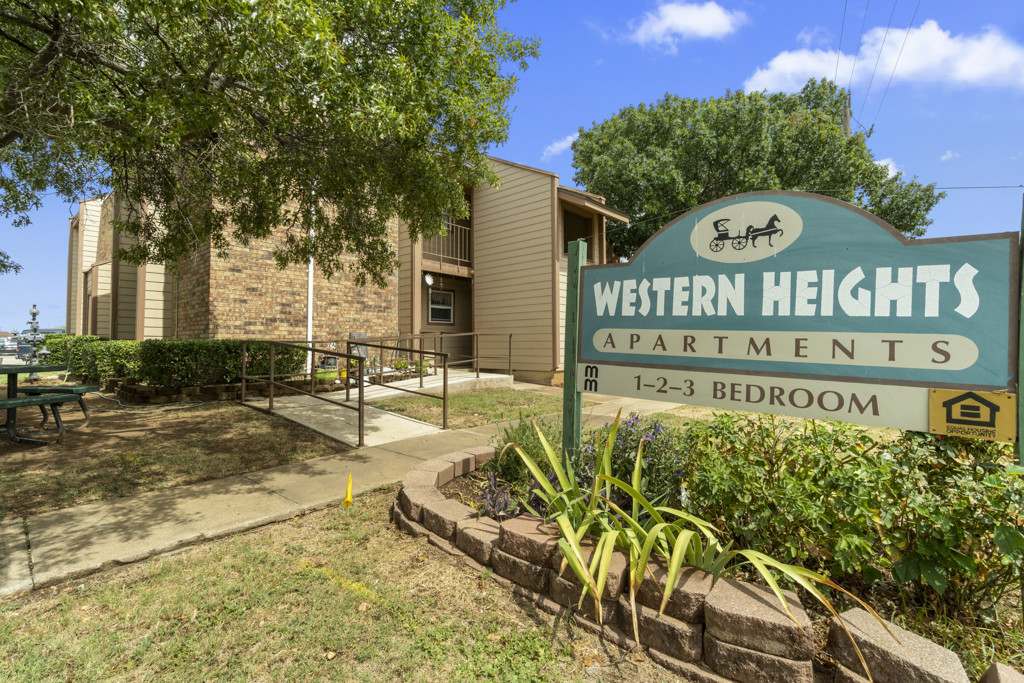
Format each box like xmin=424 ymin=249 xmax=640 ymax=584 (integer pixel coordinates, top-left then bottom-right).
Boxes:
xmin=2 ymin=0 xmax=1023 ymax=331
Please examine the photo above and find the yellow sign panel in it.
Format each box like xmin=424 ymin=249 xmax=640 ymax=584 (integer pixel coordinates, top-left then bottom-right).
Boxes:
xmin=929 ymin=389 xmax=1017 ymax=443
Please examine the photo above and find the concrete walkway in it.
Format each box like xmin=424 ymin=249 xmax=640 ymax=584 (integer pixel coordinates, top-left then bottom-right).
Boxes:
xmin=242 ymin=369 xmax=515 ymax=446
xmin=0 ymin=384 xmax=677 ymax=597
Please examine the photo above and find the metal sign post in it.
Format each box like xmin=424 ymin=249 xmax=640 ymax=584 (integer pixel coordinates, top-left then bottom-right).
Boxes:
xmin=562 ymin=239 xmax=587 ymax=468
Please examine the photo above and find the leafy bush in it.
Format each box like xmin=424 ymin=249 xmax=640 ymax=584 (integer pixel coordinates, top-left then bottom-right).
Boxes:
xmin=574 ymin=413 xmax=685 ymax=513
xmin=678 ymin=414 xmax=1024 ymax=612
xmin=78 ymin=340 xmax=141 ymax=382
xmin=136 ymin=340 xmax=305 ymax=388
xmin=486 ymin=413 xmax=563 ymax=491
xmin=50 ymin=337 xmax=306 ymax=387
xmin=51 ymin=335 xmax=107 ymax=375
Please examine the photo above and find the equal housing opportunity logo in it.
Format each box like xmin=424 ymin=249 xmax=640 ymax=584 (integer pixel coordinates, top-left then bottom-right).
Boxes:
xmin=575 ymin=191 xmax=1019 ymax=434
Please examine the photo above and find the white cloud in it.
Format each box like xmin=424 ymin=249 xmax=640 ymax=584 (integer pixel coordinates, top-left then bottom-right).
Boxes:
xmin=877 ymin=158 xmax=899 ymax=177
xmin=940 ymin=150 xmax=960 ymax=161
xmin=745 ymin=20 xmax=1024 ymax=92
xmin=797 ymin=27 xmax=830 ymax=48
xmin=628 ymin=2 xmax=747 ymax=54
xmin=541 ymin=133 xmax=578 ymax=161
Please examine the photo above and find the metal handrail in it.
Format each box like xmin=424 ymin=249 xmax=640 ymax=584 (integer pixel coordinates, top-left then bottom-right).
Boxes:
xmin=352 ymin=331 xmax=513 ymax=378
xmin=423 ymin=222 xmax=471 ymax=267
xmin=344 ymin=339 xmax=450 ymax=429
xmin=240 ymin=340 xmax=366 ymax=447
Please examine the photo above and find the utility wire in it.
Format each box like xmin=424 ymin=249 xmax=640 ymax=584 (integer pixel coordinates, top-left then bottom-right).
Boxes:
xmin=835 ymin=0 xmax=849 ymax=83
xmin=846 ymin=0 xmax=872 ymax=96
xmin=871 ymin=0 xmax=922 ymax=130
xmin=859 ymin=0 xmax=899 ymax=121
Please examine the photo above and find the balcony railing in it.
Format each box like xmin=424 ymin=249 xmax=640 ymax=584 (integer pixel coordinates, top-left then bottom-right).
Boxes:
xmin=423 ymin=222 xmax=471 ymax=268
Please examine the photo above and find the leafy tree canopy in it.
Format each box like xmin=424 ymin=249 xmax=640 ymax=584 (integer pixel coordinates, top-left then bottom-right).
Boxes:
xmin=0 ymin=0 xmax=538 ymax=284
xmin=571 ymin=79 xmax=944 ymax=258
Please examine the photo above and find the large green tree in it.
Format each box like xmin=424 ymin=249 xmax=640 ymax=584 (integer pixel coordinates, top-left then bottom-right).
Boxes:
xmin=0 ymin=0 xmax=538 ymax=283
xmin=572 ymin=79 xmax=944 ymax=258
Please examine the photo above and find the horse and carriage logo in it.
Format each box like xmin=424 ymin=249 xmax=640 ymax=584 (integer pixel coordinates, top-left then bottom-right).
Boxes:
xmin=709 ymin=214 xmax=783 ymax=252
xmin=690 ymin=201 xmax=802 ymax=263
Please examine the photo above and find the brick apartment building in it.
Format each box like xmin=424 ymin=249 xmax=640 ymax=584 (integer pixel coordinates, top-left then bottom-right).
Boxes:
xmin=66 ymin=157 xmax=626 ymax=383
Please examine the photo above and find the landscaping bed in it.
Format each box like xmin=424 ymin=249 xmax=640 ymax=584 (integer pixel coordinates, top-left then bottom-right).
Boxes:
xmin=428 ymin=412 xmax=1024 ymax=680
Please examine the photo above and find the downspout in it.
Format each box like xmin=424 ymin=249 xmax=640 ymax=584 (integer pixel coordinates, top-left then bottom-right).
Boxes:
xmin=306 ymin=194 xmax=316 ymax=374
xmin=306 ymin=248 xmax=314 ymax=374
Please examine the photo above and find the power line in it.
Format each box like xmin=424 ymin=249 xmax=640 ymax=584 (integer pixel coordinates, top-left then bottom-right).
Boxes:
xmin=871 ymin=0 xmax=922 ymax=130
xmin=846 ymin=0 xmax=872 ymax=96
xmin=859 ymin=0 xmax=899 ymax=121
xmin=835 ymin=0 xmax=849 ymax=83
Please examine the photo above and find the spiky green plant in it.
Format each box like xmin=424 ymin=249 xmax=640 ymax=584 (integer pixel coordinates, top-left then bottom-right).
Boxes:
xmin=507 ymin=414 xmax=900 ymax=682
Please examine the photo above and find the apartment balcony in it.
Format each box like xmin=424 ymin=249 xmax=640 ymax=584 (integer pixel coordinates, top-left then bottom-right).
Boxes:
xmin=422 ymin=222 xmax=472 ymax=277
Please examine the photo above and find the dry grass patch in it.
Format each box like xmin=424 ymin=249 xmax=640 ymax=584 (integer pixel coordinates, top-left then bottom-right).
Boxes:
xmin=0 ymin=486 xmax=679 ymax=682
xmin=371 ymin=389 xmax=565 ymax=429
xmin=0 ymin=397 xmax=345 ymax=519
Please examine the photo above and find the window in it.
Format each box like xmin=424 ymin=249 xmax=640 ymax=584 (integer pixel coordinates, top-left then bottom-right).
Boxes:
xmin=428 ymin=289 xmax=454 ymax=324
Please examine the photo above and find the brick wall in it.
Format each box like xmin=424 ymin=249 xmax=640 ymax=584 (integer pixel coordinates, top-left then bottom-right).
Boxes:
xmin=179 ymin=222 xmax=399 ymax=342
xmin=174 ymin=242 xmax=213 ymax=338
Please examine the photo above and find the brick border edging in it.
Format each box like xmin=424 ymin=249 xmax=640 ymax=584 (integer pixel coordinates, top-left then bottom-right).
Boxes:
xmin=393 ymin=448 xmax=1013 ymax=683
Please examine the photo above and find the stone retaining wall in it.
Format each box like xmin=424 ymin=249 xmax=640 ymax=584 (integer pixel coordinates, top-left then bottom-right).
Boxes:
xmin=393 ymin=447 xmax=1023 ymax=683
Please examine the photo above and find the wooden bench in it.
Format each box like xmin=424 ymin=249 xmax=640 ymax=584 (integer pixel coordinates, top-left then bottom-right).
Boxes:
xmin=18 ymin=385 xmax=98 ymax=428
xmin=1 ymin=393 xmax=80 ymax=444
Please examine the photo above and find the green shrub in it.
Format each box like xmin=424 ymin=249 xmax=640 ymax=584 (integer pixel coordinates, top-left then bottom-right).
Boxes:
xmin=79 ymin=340 xmax=141 ymax=382
xmin=575 ymin=413 xmax=686 ymax=513
xmin=487 ymin=413 xmax=563 ymax=491
xmin=135 ymin=339 xmax=305 ymax=388
xmin=678 ymin=414 xmax=1024 ymax=612
xmin=52 ymin=335 xmax=106 ymax=375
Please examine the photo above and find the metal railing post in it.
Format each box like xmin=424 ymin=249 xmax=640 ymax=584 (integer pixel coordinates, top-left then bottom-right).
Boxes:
xmin=269 ymin=343 xmax=275 ymax=411
xmin=357 ymin=358 xmax=365 ymax=447
xmin=507 ymin=334 xmax=512 ymax=377
xmin=310 ymin=342 xmax=316 ymax=395
xmin=345 ymin=342 xmax=351 ymax=403
xmin=418 ymin=339 xmax=424 ymax=388
xmin=474 ymin=334 xmax=479 ymax=378
xmin=442 ymin=355 xmax=449 ymax=430
xmin=241 ymin=341 xmax=247 ymax=402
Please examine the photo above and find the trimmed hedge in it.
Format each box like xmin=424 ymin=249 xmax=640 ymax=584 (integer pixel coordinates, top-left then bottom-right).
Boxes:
xmin=44 ymin=334 xmax=106 ymax=373
xmin=135 ymin=339 xmax=305 ymax=388
xmin=47 ymin=336 xmax=306 ymax=387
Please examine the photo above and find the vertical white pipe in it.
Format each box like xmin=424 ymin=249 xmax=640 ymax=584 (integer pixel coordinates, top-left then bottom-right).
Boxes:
xmin=306 ymin=252 xmax=314 ymax=374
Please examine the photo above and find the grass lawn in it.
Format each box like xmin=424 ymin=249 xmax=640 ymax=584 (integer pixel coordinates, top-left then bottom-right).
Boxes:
xmin=0 ymin=370 xmax=68 ymax=386
xmin=371 ymin=389 xmax=565 ymax=429
xmin=0 ymin=400 xmax=344 ymax=519
xmin=0 ymin=485 xmax=675 ymax=682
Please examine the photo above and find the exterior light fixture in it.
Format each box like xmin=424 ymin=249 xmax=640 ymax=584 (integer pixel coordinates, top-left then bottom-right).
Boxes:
xmin=423 ymin=273 xmax=434 ymax=286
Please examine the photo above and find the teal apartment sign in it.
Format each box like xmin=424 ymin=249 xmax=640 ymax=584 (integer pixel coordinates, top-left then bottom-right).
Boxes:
xmin=575 ymin=192 xmax=1020 ymax=432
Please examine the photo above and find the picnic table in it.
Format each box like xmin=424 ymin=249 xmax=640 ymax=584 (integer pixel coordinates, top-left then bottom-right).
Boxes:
xmin=0 ymin=364 xmax=80 ymax=445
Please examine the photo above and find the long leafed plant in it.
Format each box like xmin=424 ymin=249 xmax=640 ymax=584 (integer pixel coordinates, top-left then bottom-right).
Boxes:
xmin=503 ymin=414 xmax=898 ymax=682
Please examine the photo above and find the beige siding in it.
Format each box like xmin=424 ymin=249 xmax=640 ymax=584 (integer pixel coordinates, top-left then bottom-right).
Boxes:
xmin=79 ymin=199 xmax=101 ymax=268
xmin=473 ymin=159 xmax=555 ymax=374
xmin=139 ymin=263 xmax=176 ymax=339
xmin=94 ymin=262 xmax=113 ymax=337
xmin=397 ymin=221 xmax=412 ymax=336
xmin=67 ymin=222 xmax=79 ymax=333
xmin=116 ymin=261 xmax=137 ymax=339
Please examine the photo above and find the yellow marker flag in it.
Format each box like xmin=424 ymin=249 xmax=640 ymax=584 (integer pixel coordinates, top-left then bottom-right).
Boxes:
xmin=343 ymin=474 xmax=353 ymax=509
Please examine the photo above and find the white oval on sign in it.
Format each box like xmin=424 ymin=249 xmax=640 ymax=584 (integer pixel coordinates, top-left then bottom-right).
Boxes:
xmin=690 ymin=201 xmax=802 ymax=263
